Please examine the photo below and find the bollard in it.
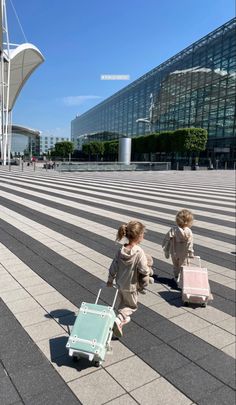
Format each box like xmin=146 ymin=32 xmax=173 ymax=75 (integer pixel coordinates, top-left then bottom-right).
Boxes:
xmin=34 ymin=161 xmax=36 ymax=171
xmin=225 ymin=161 xmax=227 ymax=170
xmin=21 ymin=162 xmax=24 ymax=171
xmin=8 ymin=163 xmax=11 ymax=172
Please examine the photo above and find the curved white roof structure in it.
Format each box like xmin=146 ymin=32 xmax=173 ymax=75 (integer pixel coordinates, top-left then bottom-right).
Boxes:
xmin=12 ymin=124 xmax=40 ymax=137
xmin=4 ymin=43 xmax=44 ymax=111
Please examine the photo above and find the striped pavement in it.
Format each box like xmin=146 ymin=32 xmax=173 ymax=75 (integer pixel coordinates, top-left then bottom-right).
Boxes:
xmin=0 ymin=167 xmax=235 ymax=405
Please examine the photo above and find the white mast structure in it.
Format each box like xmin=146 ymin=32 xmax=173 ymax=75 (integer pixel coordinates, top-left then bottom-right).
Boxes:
xmin=0 ymin=0 xmax=44 ymax=165
xmin=0 ymin=0 xmax=11 ymax=165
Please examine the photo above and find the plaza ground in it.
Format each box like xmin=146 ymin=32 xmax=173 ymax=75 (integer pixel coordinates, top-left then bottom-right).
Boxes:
xmin=0 ymin=168 xmax=235 ymax=405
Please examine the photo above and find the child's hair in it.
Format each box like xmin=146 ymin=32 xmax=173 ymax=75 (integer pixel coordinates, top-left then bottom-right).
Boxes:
xmin=116 ymin=220 xmax=145 ymax=242
xmin=176 ymin=209 xmax=194 ymax=228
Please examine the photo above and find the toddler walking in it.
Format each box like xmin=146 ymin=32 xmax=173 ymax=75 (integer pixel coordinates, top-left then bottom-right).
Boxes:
xmin=107 ymin=220 xmax=153 ymax=337
xmin=162 ymin=209 xmax=194 ymax=287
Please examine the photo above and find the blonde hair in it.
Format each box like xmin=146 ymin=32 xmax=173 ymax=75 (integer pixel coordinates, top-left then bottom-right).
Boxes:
xmin=116 ymin=220 xmax=146 ymax=242
xmin=176 ymin=209 xmax=194 ymax=228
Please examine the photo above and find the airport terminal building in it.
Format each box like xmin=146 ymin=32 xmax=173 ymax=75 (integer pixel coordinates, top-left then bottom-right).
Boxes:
xmin=71 ymin=18 xmax=236 ymax=161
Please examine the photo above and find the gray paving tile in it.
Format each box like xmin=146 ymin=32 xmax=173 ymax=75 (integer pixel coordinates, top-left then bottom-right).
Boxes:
xmin=138 ymin=343 xmax=190 ymax=375
xmin=105 ymin=394 xmax=138 ymax=404
xmin=131 ymin=377 xmax=192 ymax=405
xmin=23 ymin=385 xmax=81 ymax=405
xmin=68 ymin=369 xmax=125 ymax=405
xmin=9 ymin=363 xmax=63 ymax=399
xmin=196 ymin=351 xmax=236 ymax=389
xmin=222 ymin=342 xmax=236 ymax=358
xmin=168 ymin=332 xmax=217 ymax=361
xmin=166 ymin=363 xmax=224 ymax=402
xmin=52 ymin=353 xmax=102 ymax=382
xmin=106 ymin=356 xmax=159 ymax=392
xmin=120 ymin=322 xmax=163 ymax=354
xmin=196 ymin=385 xmax=236 ymax=405
xmin=0 ymin=375 xmax=21 ymax=405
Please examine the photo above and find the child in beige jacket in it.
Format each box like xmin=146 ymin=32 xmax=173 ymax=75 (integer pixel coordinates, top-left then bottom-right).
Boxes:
xmin=107 ymin=220 xmax=153 ymax=337
xmin=162 ymin=209 xmax=194 ymax=286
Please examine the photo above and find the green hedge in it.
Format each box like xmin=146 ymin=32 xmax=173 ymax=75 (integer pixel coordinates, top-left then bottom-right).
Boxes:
xmin=82 ymin=128 xmax=208 ymax=159
xmin=132 ymin=127 xmax=207 ymax=154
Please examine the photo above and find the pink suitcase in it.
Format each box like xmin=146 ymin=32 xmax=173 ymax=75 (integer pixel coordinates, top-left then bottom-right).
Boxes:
xmin=181 ymin=256 xmax=213 ymax=307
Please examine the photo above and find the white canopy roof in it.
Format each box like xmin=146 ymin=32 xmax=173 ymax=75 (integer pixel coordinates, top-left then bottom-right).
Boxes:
xmin=4 ymin=43 xmax=44 ymax=111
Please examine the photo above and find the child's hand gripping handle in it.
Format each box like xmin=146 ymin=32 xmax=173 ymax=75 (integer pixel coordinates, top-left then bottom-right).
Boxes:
xmin=187 ymin=255 xmax=201 ymax=267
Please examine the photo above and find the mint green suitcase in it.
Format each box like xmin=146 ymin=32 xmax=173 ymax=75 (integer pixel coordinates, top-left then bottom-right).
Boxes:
xmin=66 ymin=287 xmax=118 ymax=367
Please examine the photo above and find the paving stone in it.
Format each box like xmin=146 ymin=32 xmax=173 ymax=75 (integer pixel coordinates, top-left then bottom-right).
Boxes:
xmin=25 ymin=283 xmax=55 ymax=296
xmin=25 ymin=318 xmax=64 ymax=342
xmin=131 ymin=377 xmax=192 ymax=405
xmin=0 ymin=288 xmax=29 ymax=303
xmin=23 ymin=385 xmax=81 ymax=405
xmin=185 ymin=305 xmax=232 ymax=324
xmin=120 ymin=321 xmax=163 ymax=354
xmin=194 ymin=325 xmax=235 ymax=349
xmin=52 ymin=352 xmax=100 ymax=382
xmin=37 ymin=334 xmax=69 ymax=361
xmin=168 ymin=332 xmax=217 ymax=361
xmin=105 ymin=394 xmax=138 ymax=404
xmin=148 ymin=318 xmax=187 ymax=342
xmin=216 ymin=316 xmax=236 ymax=334
xmin=103 ymin=339 xmax=134 ymax=367
xmin=171 ymin=313 xmax=210 ymax=333
xmin=106 ymin=356 xmax=159 ymax=392
xmin=35 ymin=291 xmax=67 ymax=306
xmin=222 ymin=342 xmax=236 ymax=358
xmin=0 ymin=375 xmax=21 ymax=405
xmin=196 ymin=385 xmax=236 ymax=405
xmin=68 ymin=369 xmax=125 ymax=404
xmin=10 ymin=363 xmax=63 ymax=399
xmin=6 ymin=296 xmax=40 ymax=314
xmin=166 ymin=363 xmax=224 ymax=402
xmin=15 ymin=307 xmax=49 ymax=327
xmin=138 ymin=343 xmax=190 ymax=375
xmin=150 ymin=300 xmax=186 ymax=318
xmin=196 ymin=350 xmax=236 ymax=389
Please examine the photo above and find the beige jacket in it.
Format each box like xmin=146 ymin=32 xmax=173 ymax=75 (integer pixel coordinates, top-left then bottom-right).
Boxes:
xmin=108 ymin=245 xmax=150 ymax=292
xmin=162 ymin=226 xmax=194 ymax=261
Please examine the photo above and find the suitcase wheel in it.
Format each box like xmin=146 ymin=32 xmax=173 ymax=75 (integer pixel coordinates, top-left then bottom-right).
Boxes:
xmin=201 ymin=303 xmax=207 ymax=308
xmin=72 ymin=355 xmax=79 ymax=362
xmin=183 ymin=301 xmax=189 ymax=307
xmin=94 ymin=360 xmax=102 ymax=368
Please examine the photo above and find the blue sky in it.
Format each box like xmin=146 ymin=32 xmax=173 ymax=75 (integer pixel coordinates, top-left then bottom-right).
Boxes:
xmin=8 ymin=0 xmax=235 ymax=138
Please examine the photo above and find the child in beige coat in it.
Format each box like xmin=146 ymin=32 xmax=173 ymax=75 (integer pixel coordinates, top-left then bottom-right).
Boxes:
xmin=107 ymin=220 xmax=153 ymax=337
xmin=162 ymin=209 xmax=194 ymax=286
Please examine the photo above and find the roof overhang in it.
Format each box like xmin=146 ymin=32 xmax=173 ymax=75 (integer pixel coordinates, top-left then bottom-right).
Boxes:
xmin=12 ymin=124 xmax=40 ymax=137
xmin=4 ymin=43 xmax=44 ymax=111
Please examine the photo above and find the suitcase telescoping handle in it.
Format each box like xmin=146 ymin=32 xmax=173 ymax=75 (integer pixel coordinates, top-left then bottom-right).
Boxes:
xmin=187 ymin=255 xmax=201 ymax=267
xmin=95 ymin=285 xmax=118 ymax=310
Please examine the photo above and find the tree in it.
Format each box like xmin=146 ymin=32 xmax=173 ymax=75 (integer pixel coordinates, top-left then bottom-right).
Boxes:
xmin=103 ymin=141 xmax=118 ymax=160
xmin=82 ymin=141 xmax=104 ymax=160
xmin=52 ymin=141 xmax=74 ymax=158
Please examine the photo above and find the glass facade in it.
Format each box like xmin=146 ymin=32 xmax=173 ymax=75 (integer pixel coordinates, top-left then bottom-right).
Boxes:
xmin=71 ymin=19 xmax=236 ymax=159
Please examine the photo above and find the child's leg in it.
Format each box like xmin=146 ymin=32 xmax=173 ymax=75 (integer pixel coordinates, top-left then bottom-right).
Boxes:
xmin=118 ymin=290 xmax=138 ymax=320
xmin=113 ymin=290 xmax=138 ymax=337
xmin=172 ymin=256 xmax=181 ymax=280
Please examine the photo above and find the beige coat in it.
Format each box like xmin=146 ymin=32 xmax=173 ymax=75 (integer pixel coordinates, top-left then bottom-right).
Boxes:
xmin=108 ymin=244 xmax=150 ymax=292
xmin=162 ymin=226 xmax=194 ymax=276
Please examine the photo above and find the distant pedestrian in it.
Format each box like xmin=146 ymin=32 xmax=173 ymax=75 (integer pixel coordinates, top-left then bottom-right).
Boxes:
xmin=162 ymin=209 xmax=194 ymax=287
xmin=107 ymin=220 xmax=153 ymax=337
